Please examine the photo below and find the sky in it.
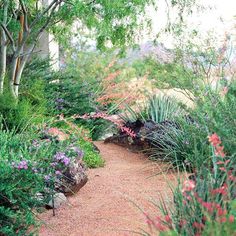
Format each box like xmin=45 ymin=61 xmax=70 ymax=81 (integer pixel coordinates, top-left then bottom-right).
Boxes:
xmin=143 ymin=0 xmax=236 ymax=48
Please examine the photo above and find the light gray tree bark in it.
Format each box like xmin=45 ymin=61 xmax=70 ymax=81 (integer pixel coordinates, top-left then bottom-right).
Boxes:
xmin=0 ymin=0 xmax=8 ymax=94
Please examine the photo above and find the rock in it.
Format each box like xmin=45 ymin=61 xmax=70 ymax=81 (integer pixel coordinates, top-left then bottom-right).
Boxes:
xmin=99 ymin=132 xmax=114 ymax=141
xmin=47 ymin=193 xmax=67 ymax=209
xmin=104 ymin=119 xmax=180 ymax=153
xmin=57 ymin=157 xmax=88 ymax=196
xmin=47 ymin=127 xmax=69 ymax=141
xmin=92 ymin=143 xmax=100 ymax=153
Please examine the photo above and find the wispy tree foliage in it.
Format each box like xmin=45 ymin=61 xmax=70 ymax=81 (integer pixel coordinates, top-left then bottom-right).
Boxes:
xmin=0 ymin=0 xmax=198 ymax=99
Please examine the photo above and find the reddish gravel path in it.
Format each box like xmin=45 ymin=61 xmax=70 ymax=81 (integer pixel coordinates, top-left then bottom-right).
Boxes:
xmin=39 ymin=142 xmax=179 ymax=236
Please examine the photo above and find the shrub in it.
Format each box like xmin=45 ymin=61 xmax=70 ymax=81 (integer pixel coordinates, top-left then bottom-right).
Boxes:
xmin=0 ymin=57 xmax=51 ymax=132
xmin=0 ymin=131 xmax=53 ymax=235
xmin=41 ymin=118 xmax=104 ymax=168
xmin=78 ymin=138 xmax=104 ymax=168
xmin=0 ymin=124 xmax=101 ymax=235
xmin=148 ymin=117 xmax=211 ymax=170
xmin=0 ymin=95 xmax=45 ymax=132
xmin=146 ymin=95 xmax=183 ymax=123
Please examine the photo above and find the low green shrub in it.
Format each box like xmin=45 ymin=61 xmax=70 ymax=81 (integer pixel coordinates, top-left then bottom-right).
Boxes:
xmin=78 ymin=138 xmax=104 ymax=168
xmin=0 ymin=95 xmax=45 ymax=132
xmin=0 ymin=131 xmax=53 ymax=235
xmin=0 ymin=124 xmax=102 ymax=235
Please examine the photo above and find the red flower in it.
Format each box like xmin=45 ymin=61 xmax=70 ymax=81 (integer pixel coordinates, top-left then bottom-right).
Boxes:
xmin=208 ymin=133 xmax=221 ymax=146
xmin=217 ymin=208 xmax=227 ymax=217
xmin=215 ymin=145 xmax=226 ymax=158
xmin=164 ymin=215 xmax=172 ymax=223
xmin=192 ymin=222 xmax=204 ymax=229
xmin=219 ymin=217 xmax=227 ymax=223
xmin=229 ymin=215 xmax=234 ymax=223
xmin=202 ymin=202 xmax=214 ymax=213
xmin=182 ymin=180 xmax=195 ymax=193
xmin=219 ymin=167 xmax=226 ymax=172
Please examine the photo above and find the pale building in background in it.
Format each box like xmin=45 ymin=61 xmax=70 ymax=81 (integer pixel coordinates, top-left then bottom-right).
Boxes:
xmin=37 ymin=0 xmax=59 ymax=70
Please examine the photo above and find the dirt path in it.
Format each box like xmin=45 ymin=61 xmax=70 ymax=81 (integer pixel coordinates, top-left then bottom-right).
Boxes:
xmin=39 ymin=142 xmax=178 ymax=236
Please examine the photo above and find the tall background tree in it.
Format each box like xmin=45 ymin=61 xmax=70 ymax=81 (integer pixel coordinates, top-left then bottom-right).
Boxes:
xmin=0 ymin=0 xmax=156 ymax=99
xmin=0 ymin=0 xmax=200 ymax=99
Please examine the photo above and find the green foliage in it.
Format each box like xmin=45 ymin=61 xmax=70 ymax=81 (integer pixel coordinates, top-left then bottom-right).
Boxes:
xmin=170 ymin=152 xmax=236 ymax=235
xmin=46 ymin=52 xmax=115 ymax=140
xmin=121 ymin=94 xmax=183 ymax=124
xmin=0 ymin=95 xmax=43 ymax=132
xmin=147 ymin=95 xmax=183 ymax=123
xmin=0 ymin=131 xmax=53 ymax=235
xmin=78 ymin=138 xmax=104 ymax=168
xmin=149 ymin=80 xmax=236 ymax=170
xmin=145 ymin=144 xmax=236 ymax=236
xmin=0 ymin=58 xmax=50 ymax=131
xmin=132 ymin=57 xmax=201 ymax=93
xmin=0 ymin=124 xmax=103 ymax=235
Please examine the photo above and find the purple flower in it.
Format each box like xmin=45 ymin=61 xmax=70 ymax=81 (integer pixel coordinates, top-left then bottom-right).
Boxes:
xmin=14 ymin=160 xmax=28 ymax=170
xmin=55 ymin=98 xmax=65 ymax=103
xmin=32 ymin=167 xmax=38 ymax=173
xmin=70 ymin=146 xmax=84 ymax=158
xmin=44 ymin=175 xmax=51 ymax=181
xmin=55 ymin=170 xmax=62 ymax=175
xmin=62 ymin=157 xmax=70 ymax=165
xmin=32 ymin=140 xmax=40 ymax=148
xmin=54 ymin=152 xmax=66 ymax=161
xmin=50 ymin=162 xmax=57 ymax=167
xmin=56 ymin=105 xmax=64 ymax=110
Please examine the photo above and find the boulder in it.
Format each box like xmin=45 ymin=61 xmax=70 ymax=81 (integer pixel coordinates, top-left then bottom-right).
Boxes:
xmin=57 ymin=157 xmax=88 ymax=196
xmin=47 ymin=193 xmax=67 ymax=209
xmin=104 ymin=119 xmax=179 ymax=153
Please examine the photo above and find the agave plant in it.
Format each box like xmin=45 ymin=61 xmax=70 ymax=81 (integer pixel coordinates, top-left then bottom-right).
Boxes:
xmin=146 ymin=94 xmax=183 ymax=123
xmin=120 ymin=94 xmax=183 ymax=124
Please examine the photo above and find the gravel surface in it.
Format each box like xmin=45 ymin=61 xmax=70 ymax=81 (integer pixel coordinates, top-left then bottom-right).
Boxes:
xmin=39 ymin=142 xmax=179 ymax=236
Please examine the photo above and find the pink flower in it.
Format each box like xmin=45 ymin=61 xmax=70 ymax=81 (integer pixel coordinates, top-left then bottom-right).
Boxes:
xmin=202 ymin=202 xmax=214 ymax=213
xmin=164 ymin=215 xmax=172 ymax=223
xmin=192 ymin=221 xmax=204 ymax=229
xmin=219 ymin=217 xmax=227 ymax=223
xmin=219 ymin=167 xmax=226 ymax=172
xmin=215 ymin=145 xmax=226 ymax=158
xmin=211 ymin=185 xmax=228 ymax=195
xmin=208 ymin=133 xmax=221 ymax=147
xmin=182 ymin=180 xmax=195 ymax=193
xmin=229 ymin=215 xmax=234 ymax=223
xmin=220 ymin=86 xmax=228 ymax=96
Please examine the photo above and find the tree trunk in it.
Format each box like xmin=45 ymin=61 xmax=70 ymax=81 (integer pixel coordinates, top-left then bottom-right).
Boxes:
xmin=0 ymin=0 xmax=9 ymax=94
xmin=13 ymin=53 xmax=30 ymax=97
xmin=9 ymin=56 xmax=18 ymax=99
xmin=0 ymin=30 xmax=7 ymax=94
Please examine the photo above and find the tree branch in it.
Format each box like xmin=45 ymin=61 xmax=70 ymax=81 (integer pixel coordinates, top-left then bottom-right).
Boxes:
xmin=0 ymin=23 xmax=15 ymax=50
xmin=19 ymin=0 xmax=29 ymax=32
xmin=30 ymin=0 xmax=60 ymax=29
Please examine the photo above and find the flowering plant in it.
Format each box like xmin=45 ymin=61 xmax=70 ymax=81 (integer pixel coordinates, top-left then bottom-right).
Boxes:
xmin=144 ymin=134 xmax=236 ymax=236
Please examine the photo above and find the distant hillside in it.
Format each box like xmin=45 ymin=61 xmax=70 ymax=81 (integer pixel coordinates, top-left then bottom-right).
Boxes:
xmin=122 ymin=41 xmax=173 ymax=64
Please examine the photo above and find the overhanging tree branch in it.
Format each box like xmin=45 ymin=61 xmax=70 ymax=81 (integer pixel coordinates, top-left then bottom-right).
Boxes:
xmin=0 ymin=23 xmax=16 ymax=50
xmin=19 ymin=0 xmax=29 ymax=32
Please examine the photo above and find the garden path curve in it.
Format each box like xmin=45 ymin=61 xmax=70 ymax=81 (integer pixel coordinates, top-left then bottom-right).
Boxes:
xmin=39 ymin=141 xmax=178 ymax=236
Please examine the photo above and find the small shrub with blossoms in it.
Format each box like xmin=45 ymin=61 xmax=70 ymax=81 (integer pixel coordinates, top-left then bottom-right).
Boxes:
xmin=0 ymin=126 xmax=97 ymax=235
